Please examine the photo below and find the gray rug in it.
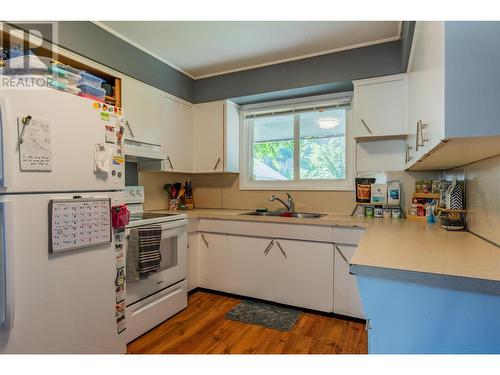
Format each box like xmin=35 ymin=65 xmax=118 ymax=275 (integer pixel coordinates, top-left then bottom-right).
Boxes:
xmin=225 ymin=300 xmax=301 ymax=332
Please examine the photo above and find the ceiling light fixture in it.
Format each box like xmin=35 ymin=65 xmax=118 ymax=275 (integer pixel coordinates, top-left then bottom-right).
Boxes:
xmin=318 ymin=117 xmax=340 ymax=129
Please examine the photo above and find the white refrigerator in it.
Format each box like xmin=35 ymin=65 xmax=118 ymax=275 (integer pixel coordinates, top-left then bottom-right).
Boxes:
xmin=0 ymin=86 xmax=127 ymax=353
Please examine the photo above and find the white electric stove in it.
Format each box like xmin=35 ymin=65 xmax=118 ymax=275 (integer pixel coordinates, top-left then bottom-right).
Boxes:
xmin=124 ymin=186 xmax=188 ymax=343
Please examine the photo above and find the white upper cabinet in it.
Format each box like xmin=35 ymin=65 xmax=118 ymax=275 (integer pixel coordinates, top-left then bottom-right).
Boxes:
xmin=406 ymin=21 xmax=500 ymax=170
xmin=121 ymin=77 xmax=162 ymax=146
xmin=406 ymin=21 xmax=445 ymax=166
xmin=160 ymin=95 xmax=193 ymax=173
xmin=193 ymin=100 xmax=239 ymax=173
xmin=353 ymin=74 xmax=408 ymax=138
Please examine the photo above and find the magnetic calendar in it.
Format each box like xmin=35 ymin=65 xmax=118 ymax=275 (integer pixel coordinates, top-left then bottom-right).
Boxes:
xmin=49 ymin=198 xmax=112 ymax=254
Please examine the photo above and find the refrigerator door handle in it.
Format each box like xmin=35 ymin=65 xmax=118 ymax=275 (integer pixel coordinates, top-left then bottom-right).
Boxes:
xmin=0 ymin=98 xmax=6 ymax=188
xmin=0 ymin=201 xmax=13 ymax=331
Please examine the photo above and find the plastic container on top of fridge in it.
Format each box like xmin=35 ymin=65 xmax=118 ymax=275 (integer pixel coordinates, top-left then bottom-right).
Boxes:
xmin=77 ymin=92 xmax=105 ymax=102
xmin=78 ymin=70 xmax=105 ymax=87
xmin=47 ymin=76 xmax=69 ymax=91
xmin=1 ymin=53 xmax=50 ymax=75
xmin=78 ymin=82 xmax=106 ymax=100
xmin=48 ymin=64 xmax=81 ymax=84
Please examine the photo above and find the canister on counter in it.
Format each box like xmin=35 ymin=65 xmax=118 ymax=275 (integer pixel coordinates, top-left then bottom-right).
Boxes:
xmin=383 ymin=208 xmax=392 ymax=219
xmin=365 ymin=206 xmax=375 ymax=218
xmin=392 ymin=208 xmax=401 ymax=219
xmin=374 ymin=207 xmax=383 ymax=218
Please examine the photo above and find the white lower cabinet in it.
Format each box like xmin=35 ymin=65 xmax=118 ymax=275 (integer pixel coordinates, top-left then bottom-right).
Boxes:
xmin=274 ymin=239 xmax=334 ymax=312
xmin=187 ymin=232 xmax=200 ymax=291
xmin=199 ymin=232 xmax=230 ymax=292
xmin=334 ymin=244 xmax=365 ymax=319
xmin=225 ymin=235 xmax=275 ymax=301
xmin=198 ymin=232 xmax=334 ymax=312
xmin=192 ymin=224 xmax=364 ymax=317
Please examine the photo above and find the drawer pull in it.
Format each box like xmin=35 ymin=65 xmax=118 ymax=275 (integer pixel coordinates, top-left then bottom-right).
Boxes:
xmin=213 ymin=157 xmax=221 ymax=171
xmin=201 ymin=233 xmax=209 ymax=248
xmin=167 ymin=156 xmax=174 ymax=170
xmin=276 ymin=240 xmax=287 ymax=259
xmin=335 ymin=245 xmax=349 ymax=264
xmin=264 ymin=240 xmax=274 ymax=255
xmin=125 ymin=120 xmax=135 ymax=138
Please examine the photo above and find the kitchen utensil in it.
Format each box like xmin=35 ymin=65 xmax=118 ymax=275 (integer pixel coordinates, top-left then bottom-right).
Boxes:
xmin=174 ymin=183 xmax=182 ymax=198
xmin=178 ymin=187 xmax=186 ymax=199
xmin=164 ymin=184 xmax=172 ymax=199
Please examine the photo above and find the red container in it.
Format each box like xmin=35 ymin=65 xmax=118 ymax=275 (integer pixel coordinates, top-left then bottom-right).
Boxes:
xmin=112 ymin=205 xmax=130 ymax=228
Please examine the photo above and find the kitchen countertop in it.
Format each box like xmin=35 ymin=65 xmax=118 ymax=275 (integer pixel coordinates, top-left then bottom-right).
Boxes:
xmin=149 ymin=208 xmax=373 ymax=227
xmin=149 ymin=208 xmax=500 ymax=292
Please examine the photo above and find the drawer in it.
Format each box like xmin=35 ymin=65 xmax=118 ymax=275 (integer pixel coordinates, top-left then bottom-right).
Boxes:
xmin=198 ymin=219 xmax=333 ymax=243
xmin=126 ymin=280 xmax=187 ymax=343
xmin=333 ymin=226 xmax=366 ymax=245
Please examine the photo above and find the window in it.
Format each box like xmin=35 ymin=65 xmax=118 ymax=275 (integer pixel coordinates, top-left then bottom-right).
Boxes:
xmin=240 ymin=94 xmax=354 ymax=190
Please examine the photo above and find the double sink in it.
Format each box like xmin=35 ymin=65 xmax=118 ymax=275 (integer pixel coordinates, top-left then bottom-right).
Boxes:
xmin=241 ymin=211 xmax=326 ymax=219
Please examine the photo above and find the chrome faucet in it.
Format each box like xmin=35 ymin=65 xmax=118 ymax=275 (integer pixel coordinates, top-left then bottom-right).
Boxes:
xmin=268 ymin=193 xmax=295 ymax=212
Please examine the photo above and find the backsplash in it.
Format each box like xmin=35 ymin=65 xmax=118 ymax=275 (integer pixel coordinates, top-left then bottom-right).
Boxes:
xmin=139 ymin=170 xmax=443 ymax=215
xmin=457 ymin=154 xmax=500 ymax=246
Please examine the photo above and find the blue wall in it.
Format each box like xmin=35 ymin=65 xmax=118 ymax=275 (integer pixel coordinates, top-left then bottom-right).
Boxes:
xmin=357 ymin=275 xmax=500 ymax=354
xmin=12 ymin=21 xmax=415 ymax=104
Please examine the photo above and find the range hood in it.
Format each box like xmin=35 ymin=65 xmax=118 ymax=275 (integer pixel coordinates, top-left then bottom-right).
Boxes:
xmin=123 ymin=139 xmax=165 ymax=161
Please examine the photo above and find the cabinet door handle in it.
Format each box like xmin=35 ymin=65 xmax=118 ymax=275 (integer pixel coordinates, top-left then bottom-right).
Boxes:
xmin=213 ymin=157 xmax=221 ymax=171
xmin=416 ymin=120 xmax=421 ymax=151
xmin=335 ymin=245 xmax=349 ymax=264
xmin=125 ymin=120 xmax=135 ymax=138
xmin=276 ymin=241 xmax=287 ymax=259
xmin=264 ymin=240 xmax=274 ymax=255
xmin=200 ymin=233 xmax=209 ymax=248
xmin=365 ymin=319 xmax=371 ymax=331
xmin=418 ymin=120 xmax=424 ymax=147
xmin=360 ymin=119 xmax=373 ymax=134
xmin=405 ymin=143 xmax=413 ymax=163
xmin=166 ymin=156 xmax=174 ymax=170
xmin=420 ymin=121 xmax=428 ymax=146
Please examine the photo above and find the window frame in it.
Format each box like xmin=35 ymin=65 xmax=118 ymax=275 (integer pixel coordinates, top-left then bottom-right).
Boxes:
xmin=239 ymin=93 xmax=355 ymax=191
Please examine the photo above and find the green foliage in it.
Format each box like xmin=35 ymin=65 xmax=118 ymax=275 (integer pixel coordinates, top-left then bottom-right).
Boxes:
xmin=253 ymin=136 xmax=345 ymax=180
xmin=300 ymin=137 xmax=345 ymax=179
xmin=254 ymin=141 xmax=294 ymax=179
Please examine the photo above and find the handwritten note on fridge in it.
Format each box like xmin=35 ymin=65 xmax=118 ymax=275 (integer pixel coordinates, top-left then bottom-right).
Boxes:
xmin=49 ymin=198 xmax=112 ymax=254
xmin=18 ymin=116 xmax=52 ymax=171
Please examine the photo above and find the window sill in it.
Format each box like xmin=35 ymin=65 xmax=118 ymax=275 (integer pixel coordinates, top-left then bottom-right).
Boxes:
xmin=239 ymin=180 xmax=355 ymax=192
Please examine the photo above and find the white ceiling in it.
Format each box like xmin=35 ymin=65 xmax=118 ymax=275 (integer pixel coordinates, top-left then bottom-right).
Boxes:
xmin=97 ymin=21 xmax=401 ymax=79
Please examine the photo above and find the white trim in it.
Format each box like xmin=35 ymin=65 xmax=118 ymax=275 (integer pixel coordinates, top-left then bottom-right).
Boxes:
xmin=93 ymin=21 xmax=401 ymax=80
xmin=352 ymin=73 xmax=408 ymax=87
xmin=241 ymin=92 xmax=353 ymax=115
xmin=239 ymin=96 xmax=355 ymax=191
xmin=92 ymin=21 xmax=196 ymax=79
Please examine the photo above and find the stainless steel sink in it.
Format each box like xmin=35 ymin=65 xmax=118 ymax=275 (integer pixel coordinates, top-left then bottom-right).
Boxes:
xmin=241 ymin=211 xmax=325 ymax=219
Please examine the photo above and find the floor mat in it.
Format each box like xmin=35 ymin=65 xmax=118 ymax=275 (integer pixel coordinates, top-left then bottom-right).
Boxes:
xmin=225 ymin=300 xmax=301 ymax=331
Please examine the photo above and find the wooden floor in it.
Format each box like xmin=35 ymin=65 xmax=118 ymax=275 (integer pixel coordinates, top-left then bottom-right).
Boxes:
xmin=127 ymin=290 xmax=368 ymax=354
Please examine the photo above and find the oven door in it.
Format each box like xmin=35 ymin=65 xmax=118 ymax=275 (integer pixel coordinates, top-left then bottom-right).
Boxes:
xmin=125 ymin=219 xmax=187 ymax=306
